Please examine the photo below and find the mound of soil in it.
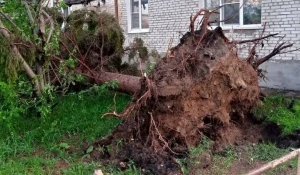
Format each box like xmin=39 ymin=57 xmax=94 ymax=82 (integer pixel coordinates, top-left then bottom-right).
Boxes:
xmin=87 ymin=24 xmax=262 ymax=174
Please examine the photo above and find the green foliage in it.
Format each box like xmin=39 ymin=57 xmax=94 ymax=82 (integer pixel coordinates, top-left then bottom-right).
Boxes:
xmin=253 ymin=95 xmax=300 ymax=135
xmin=0 ymin=36 xmax=22 ymax=82
xmin=146 ymin=62 xmax=156 ymax=74
xmin=59 ymin=1 xmax=68 ymax=9
xmin=128 ymin=38 xmax=149 ymax=62
xmin=75 ymin=80 xmax=119 ymax=100
xmin=0 ymin=82 xmax=22 ymax=136
xmin=0 ymin=89 xmax=131 ymax=174
xmin=58 ymin=55 xmax=87 ymax=94
xmin=0 ymin=76 xmax=56 ymax=138
xmin=1 ymin=0 xmax=32 ymax=37
xmin=64 ymin=10 xmax=124 ymax=65
xmin=249 ymin=142 xmax=286 ymax=162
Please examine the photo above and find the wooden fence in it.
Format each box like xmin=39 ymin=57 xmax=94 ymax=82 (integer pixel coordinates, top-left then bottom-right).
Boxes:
xmin=246 ymin=149 xmax=300 ymax=175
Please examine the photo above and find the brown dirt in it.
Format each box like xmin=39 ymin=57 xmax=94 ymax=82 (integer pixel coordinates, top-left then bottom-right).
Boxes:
xmin=83 ymin=9 xmax=296 ymax=173
xmin=88 ymin=25 xmax=263 ymax=174
xmin=53 ymin=160 xmax=69 ymax=175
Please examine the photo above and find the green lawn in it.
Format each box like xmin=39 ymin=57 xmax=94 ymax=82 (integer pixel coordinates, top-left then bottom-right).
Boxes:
xmin=0 ymin=90 xmax=132 ymax=175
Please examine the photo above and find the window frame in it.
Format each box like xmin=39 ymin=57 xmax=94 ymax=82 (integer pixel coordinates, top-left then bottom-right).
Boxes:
xmin=126 ymin=0 xmax=149 ymax=33
xmin=210 ymin=0 xmax=262 ymax=30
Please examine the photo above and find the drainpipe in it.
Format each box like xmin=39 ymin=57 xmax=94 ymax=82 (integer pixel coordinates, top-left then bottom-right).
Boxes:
xmin=114 ymin=0 xmax=119 ymax=22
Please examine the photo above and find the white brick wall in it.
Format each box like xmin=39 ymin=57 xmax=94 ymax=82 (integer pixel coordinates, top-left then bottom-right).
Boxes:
xmin=119 ymin=0 xmax=300 ymax=60
xmin=223 ymin=0 xmax=300 ymax=60
xmin=119 ymin=0 xmax=203 ymax=53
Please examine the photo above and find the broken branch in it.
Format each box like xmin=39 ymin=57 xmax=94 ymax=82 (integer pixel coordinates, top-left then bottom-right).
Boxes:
xmin=23 ymin=0 xmax=34 ymax=26
xmin=254 ymin=43 xmax=293 ymax=68
xmin=233 ymin=33 xmax=278 ymax=44
xmin=41 ymin=10 xmax=54 ymax=44
xmin=0 ymin=10 xmax=21 ymax=32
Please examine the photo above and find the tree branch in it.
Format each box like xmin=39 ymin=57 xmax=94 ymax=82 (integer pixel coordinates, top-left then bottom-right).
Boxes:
xmin=254 ymin=43 xmax=293 ymax=68
xmin=233 ymin=33 xmax=278 ymax=44
xmin=0 ymin=19 xmax=41 ymax=94
xmin=245 ymin=23 xmax=267 ymax=63
xmin=0 ymin=10 xmax=21 ymax=32
xmin=41 ymin=10 xmax=54 ymax=44
xmin=23 ymin=0 xmax=34 ymax=26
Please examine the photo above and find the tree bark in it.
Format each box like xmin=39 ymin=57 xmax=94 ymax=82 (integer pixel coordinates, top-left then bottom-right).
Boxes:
xmin=93 ymin=71 xmax=141 ymax=94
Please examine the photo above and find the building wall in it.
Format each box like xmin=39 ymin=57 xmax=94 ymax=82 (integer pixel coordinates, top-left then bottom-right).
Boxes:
xmin=219 ymin=0 xmax=300 ymax=91
xmin=119 ymin=0 xmax=204 ymax=53
xmin=223 ymin=0 xmax=300 ymax=61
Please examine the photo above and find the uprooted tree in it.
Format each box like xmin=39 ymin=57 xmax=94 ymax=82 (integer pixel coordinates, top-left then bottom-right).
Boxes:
xmin=85 ymin=9 xmax=295 ymax=174
xmin=0 ymin=2 xmax=296 ymax=174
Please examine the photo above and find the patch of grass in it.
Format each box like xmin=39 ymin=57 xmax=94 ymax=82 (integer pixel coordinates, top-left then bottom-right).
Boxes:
xmin=0 ymin=90 xmax=132 ymax=174
xmin=62 ymin=162 xmax=100 ymax=175
xmin=177 ymin=136 xmax=211 ymax=175
xmin=0 ymin=156 xmax=59 ymax=175
xmin=253 ymin=95 xmax=300 ymax=135
xmin=210 ymin=145 xmax=238 ymax=175
xmin=249 ymin=142 xmax=287 ymax=162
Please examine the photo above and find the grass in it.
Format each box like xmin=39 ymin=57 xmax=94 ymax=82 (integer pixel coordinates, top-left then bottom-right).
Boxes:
xmin=0 ymin=89 xmax=132 ymax=174
xmin=248 ymin=142 xmax=297 ymax=175
xmin=209 ymin=145 xmax=238 ymax=175
xmin=2 ymin=91 xmax=299 ymax=174
xmin=253 ymin=95 xmax=300 ymax=135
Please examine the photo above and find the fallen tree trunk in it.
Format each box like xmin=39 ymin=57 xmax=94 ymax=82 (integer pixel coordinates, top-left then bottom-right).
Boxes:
xmin=84 ymin=9 xmax=294 ymax=175
xmin=94 ymin=71 xmax=141 ymax=94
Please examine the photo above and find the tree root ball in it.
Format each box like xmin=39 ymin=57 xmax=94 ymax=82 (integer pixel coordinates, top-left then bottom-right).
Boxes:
xmin=93 ymin=27 xmax=260 ymax=174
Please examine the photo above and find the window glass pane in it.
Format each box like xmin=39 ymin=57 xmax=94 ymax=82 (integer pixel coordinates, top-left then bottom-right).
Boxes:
xmin=131 ymin=14 xmax=140 ymax=28
xmin=141 ymin=0 xmax=149 ymax=28
xmin=131 ymin=0 xmax=140 ymax=29
xmin=223 ymin=3 xmax=240 ymax=24
xmin=206 ymin=0 xmax=220 ymax=26
xmin=131 ymin=0 xmax=139 ymax=13
xmin=243 ymin=0 xmax=262 ymax=25
xmin=207 ymin=0 xmax=219 ymax=9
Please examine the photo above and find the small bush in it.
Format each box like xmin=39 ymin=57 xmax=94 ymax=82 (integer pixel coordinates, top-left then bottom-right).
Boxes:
xmin=253 ymin=95 xmax=300 ymax=135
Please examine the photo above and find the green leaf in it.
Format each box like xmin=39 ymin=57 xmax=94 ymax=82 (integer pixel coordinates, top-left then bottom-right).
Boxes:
xmin=59 ymin=142 xmax=71 ymax=149
xmin=86 ymin=146 xmax=94 ymax=154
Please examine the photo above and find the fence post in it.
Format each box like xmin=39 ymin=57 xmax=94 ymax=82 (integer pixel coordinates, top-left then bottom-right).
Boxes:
xmin=247 ymin=149 xmax=300 ymax=175
xmin=297 ymin=152 xmax=300 ymax=175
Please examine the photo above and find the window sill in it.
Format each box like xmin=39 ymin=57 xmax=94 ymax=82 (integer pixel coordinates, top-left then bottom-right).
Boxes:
xmin=210 ymin=25 xmax=263 ymax=30
xmin=128 ymin=28 xmax=150 ymax=34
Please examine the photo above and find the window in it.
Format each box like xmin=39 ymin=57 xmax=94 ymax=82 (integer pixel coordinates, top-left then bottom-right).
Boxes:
xmin=206 ymin=0 xmax=262 ymax=29
xmin=127 ymin=0 xmax=149 ymax=33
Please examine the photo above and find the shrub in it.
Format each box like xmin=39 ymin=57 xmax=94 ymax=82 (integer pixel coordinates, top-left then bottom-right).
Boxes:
xmin=253 ymin=95 xmax=300 ymax=135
